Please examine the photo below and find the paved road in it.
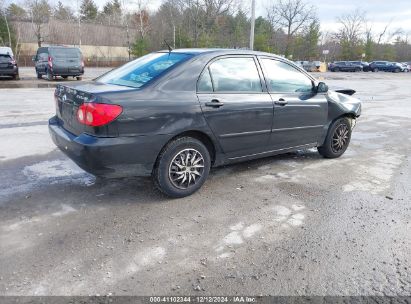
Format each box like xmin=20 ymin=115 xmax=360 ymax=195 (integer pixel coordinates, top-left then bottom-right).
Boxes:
xmin=0 ymin=72 xmax=410 ymax=296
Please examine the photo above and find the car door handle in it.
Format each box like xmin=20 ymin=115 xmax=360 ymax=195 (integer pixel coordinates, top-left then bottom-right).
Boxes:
xmin=205 ymin=99 xmax=224 ymax=108
xmin=275 ymin=99 xmax=288 ymax=106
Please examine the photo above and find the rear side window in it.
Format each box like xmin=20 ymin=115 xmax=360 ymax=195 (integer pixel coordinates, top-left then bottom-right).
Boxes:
xmin=260 ymin=58 xmax=313 ymax=93
xmin=208 ymin=57 xmax=262 ymax=92
xmin=197 ymin=68 xmax=213 ymax=92
xmin=50 ymin=48 xmax=81 ymax=59
xmin=97 ymin=52 xmax=193 ymax=88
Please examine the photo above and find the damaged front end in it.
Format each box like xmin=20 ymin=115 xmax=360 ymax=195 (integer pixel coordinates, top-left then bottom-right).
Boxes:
xmin=327 ymin=89 xmax=362 ymax=130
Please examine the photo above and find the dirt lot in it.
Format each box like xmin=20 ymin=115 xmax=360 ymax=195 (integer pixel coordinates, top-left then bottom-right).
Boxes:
xmin=0 ymin=70 xmax=410 ymax=296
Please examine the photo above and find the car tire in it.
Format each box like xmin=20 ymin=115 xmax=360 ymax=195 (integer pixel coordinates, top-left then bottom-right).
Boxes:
xmin=46 ymin=69 xmax=53 ymax=81
xmin=62 ymin=76 xmax=68 ymax=79
xmin=37 ymin=72 xmax=42 ymax=79
xmin=153 ymin=137 xmax=211 ymax=198
xmin=12 ymin=74 xmax=20 ymax=80
xmin=334 ymin=68 xmax=340 ymax=72
xmin=395 ymin=68 xmax=400 ymax=73
xmin=373 ymin=68 xmax=378 ymax=72
xmin=318 ymin=117 xmax=352 ymax=159
xmin=76 ymin=76 xmax=82 ymax=81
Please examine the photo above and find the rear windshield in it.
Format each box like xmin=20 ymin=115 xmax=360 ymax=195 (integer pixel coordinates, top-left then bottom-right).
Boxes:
xmin=0 ymin=54 xmax=12 ymax=62
xmin=50 ymin=48 xmax=81 ymax=59
xmin=97 ymin=52 xmax=194 ymax=88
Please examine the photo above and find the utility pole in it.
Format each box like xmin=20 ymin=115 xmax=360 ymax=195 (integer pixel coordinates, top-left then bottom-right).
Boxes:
xmin=249 ymin=0 xmax=255 ymax=50
xmin=77 ymin=0 xmax=82 ymax=47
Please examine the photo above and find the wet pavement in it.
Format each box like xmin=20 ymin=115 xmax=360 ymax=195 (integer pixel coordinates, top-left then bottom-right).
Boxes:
xmin=0 ymin=72 xmax=410 ymax=296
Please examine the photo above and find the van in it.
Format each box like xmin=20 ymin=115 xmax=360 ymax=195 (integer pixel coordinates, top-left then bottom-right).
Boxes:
xmin=0 ymin=47 xmax=14 ymax=57
xmin=33 ymin=46 xmax=84 ymax=81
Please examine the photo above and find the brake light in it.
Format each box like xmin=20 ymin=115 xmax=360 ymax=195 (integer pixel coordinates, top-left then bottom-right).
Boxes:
xmin=11 ymin=59 xmax=16 ymax=65
xmin=81 ymin=59 xmax=84 ymax=68
xmin=77 ymin=103 xmax=122 ymax=127
xmin=48 ymin=56 xmax=53 ymax=68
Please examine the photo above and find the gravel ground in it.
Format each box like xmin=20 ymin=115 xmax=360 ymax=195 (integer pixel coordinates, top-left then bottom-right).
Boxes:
xmin=0 ymin=71 xmax=410 ymax=296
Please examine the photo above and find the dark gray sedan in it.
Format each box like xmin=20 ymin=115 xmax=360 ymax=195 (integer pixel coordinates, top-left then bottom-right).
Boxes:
xmin=49 ymin=49 xmax=361 ymax=197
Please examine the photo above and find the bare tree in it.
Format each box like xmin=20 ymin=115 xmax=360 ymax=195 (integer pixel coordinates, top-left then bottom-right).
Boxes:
xmin=335 ymin=9 xmax=365 ymax=59
xmin=26 ymin=0 xmax=51 ymax=47
xmin=266 ymin=0 xmax=316 ymax=56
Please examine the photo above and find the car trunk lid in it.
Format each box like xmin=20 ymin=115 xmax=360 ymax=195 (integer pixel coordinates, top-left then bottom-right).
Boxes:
xmin=54 ymin=82 xmax=135 ymax=137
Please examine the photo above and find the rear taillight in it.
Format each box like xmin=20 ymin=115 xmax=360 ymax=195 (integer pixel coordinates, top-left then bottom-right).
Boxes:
xmin=48 ymin=56 xmax=53 ymax=68
xmin=77 ymin=103 xmax=122 ymax=127
xmin=11 ymin=59 xmax=16 ymax=65
xmin=81 ymin=59 xmax=84 ymax=68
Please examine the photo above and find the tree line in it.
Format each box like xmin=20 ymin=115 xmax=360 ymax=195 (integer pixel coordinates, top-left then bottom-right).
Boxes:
xmin=0 ymin=0 xmax=410 ymax=62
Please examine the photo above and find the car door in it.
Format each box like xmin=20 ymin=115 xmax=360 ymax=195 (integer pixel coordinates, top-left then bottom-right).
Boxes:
xmin=36 ymin=49 xmax=48 ymax=72
xmin=197 ymin=56 xmax=273 ymax=159
xmin=258 ymin=57 xmax=328 ymax=150
xmin=340 ymin=62 xmax=348 ymax=71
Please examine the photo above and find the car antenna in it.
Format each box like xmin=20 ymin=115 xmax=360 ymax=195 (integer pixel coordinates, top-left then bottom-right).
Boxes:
xmin=164 ymin=40 xmax=173 ymax=53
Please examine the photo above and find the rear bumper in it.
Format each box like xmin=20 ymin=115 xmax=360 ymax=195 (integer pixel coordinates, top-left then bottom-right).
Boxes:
xmin=0 ymin=67 xmax=18 ymax=76
xmin=50 ymin=67 xmax=84 ymax=76
xmin=49 ymin=116 xmax=167 ymax=178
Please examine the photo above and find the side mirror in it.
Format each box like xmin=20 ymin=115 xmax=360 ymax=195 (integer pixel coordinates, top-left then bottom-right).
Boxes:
xmin=317 ymin=82 xmax=328 ymax=93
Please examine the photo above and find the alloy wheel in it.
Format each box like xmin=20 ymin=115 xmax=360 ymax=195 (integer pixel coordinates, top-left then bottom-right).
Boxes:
xmin=168 ymin=148 xmax=205 ymax=190
xmin=332 ymin=124 xmax=349 ymax=153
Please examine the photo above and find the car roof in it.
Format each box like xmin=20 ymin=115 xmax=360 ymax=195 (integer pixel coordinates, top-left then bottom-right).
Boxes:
xmin=157 ymin=48 xmax=284 ymax=59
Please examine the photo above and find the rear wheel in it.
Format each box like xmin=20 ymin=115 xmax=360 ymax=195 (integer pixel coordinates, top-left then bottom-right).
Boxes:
xmin=62 ymin=76 xmax=68 ymax=79
xmin=318 ymin=117 xmax=352 ymax=159
xmin=46 ymin=69 xmax=53 ymax=81
xmin=373 ymin=68 xmax=379 ymax=72
xmin=334 ymin=67 xmax=340 ymax=72
xmin=76 ymin=76 xmax=82 ymax=81
xmin=394 ymin=68 xmax=400 ymax=73
xmin=153 ymin=137 xmax=211 ymax=198
xmin=37 ymin=72 xmax=42 ymax=79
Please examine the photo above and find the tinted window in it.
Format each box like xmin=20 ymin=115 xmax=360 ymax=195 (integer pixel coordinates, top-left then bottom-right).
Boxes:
xmin=50 ymin=48 xmax=81 ymax=59
xmin=261 ymin=59 xmax=313 ymax=93
xmin=197 ymin=68 xmax=213 ymax=92
xmin=0 ymin=54 xmax=12 ymax=62
xmin=98 ymin=52 xmax=193 ymax=88
xmin=209 ymin=57 xmax=262 ymax=92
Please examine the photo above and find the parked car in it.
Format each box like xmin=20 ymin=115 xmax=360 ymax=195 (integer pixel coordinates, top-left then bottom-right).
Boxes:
xmin=0 ymin=53 xmax=19 ymax=80
xmin=401 ymin=62 xmax=410 ymax=72
xmin=33 ymin=46 xmax=84 ymax=81
xmin=350 ymin=61 xmax=371 ymax=72
xmin=49 ymin=49 xmax=362 ymax=197
xmin=394 ymin=62 xmax=409 ymax=72
xmin=329 ymin=61 xmax=362 ymax=72
xmin=369 ymin=61 xmax=402 ymax=73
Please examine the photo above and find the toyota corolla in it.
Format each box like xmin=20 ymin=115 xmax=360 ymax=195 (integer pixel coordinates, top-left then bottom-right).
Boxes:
xmin=49 ymin=49 xmax=361 ymax=197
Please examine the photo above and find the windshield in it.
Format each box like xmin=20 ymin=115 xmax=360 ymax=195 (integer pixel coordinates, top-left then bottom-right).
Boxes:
xmin=97 ymin=52 xmax=194 ymax=88
xmin=51 ymin=48 xmax=81 ymax=59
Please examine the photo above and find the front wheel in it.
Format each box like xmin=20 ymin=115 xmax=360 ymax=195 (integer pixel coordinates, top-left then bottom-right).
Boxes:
xmin=318 ymin=117 xmax=352 ymax=159
xmin=153 ymin=137 xmax=211 ymax=198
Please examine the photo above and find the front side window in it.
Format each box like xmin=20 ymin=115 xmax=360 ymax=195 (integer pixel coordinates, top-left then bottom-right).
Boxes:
xmin=208 ymin=57 xmax=262 ymax=92
xmin=260 ymin=59 xmax=313 ymax=93
xmin=97 ymin=52 xmax=194 ymax=88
